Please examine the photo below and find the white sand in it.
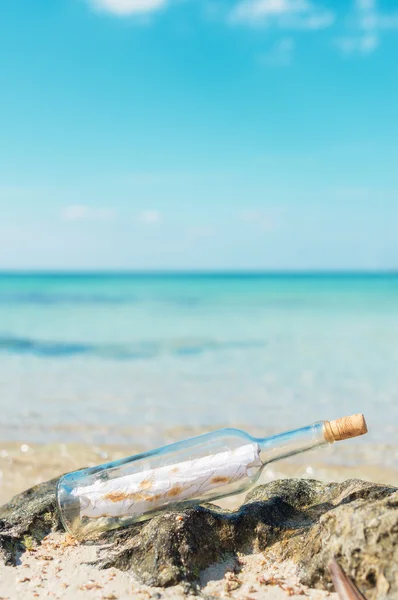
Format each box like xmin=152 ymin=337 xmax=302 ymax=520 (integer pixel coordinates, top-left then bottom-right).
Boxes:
xmin=0 ymin=531 xmax=336 ymax=599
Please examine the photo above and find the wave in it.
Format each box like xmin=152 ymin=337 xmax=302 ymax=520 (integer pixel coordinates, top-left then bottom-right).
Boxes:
xmin=0 ymin=293 xmax=138 ymax=305
xmin=0 ymin=293 xmax=204 ymax=306
xmin=0 ymin=335 xmax=265 ymax=360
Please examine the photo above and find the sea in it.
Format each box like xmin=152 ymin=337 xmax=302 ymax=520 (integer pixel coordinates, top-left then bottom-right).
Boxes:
xmin=0 ymin=273 xmax=397 ymax=452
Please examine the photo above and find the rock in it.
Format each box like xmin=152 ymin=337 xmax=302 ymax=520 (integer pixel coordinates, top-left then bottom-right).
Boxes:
xmin=294 ymin=479 xmax=398 ymax=599
xmin=0 ymin=477 xmax=62 ymax=564
xmin=0 ymin=477 xmax=397 ymax=598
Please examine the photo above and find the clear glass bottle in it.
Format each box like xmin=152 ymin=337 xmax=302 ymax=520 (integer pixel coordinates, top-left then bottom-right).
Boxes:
xmin=57 ymin=414 xmax=367 ymax=538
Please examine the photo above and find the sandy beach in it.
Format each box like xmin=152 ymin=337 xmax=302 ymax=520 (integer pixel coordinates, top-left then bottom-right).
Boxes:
xmin=1 ymin=440 xmax=397 ymax=599
xmin=0 ymin=536 xmax=338 ymax=600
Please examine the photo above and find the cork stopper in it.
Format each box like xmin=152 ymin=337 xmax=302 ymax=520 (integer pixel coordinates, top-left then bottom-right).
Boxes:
xmin=323 ymin=414 xmax=368 ymax=443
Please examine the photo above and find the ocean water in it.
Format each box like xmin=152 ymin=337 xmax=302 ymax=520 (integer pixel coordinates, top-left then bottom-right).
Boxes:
xmin=0 ymin=273 xmax=397 ymax=449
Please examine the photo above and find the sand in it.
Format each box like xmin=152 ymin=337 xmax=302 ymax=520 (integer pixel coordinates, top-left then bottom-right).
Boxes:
xmin=0 ymin=532 xmax=337 ymax=599
xmin=1 ymin=441 xmax=397 ymax=599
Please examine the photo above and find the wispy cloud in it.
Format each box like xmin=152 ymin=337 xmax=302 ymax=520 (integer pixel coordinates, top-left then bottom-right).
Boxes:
xmin=61 ymin=205 xmax=116 ymax=221
xmin=84 ymin=0 xmax=398 ymax=61
xmin=88 ymin=0 xmax=167 ymax=17
xmin=185 ymin=226 xmax=216 ymax=239
xmin=356 ymin=0 xmax=398 ymax=30
xmin=229 ymin=0 xmax=334 ymax=30
xmin=137 ymin=209 xmax=162 ymax=224
xmin=259 ymin=37 xmax=295 ymax=67
xmin=336 ymin=0 xmax=398 ymax=56
xmin=241 ymin=209 xmax=279 ymax=232
xmin=335 ymin=33 xmax=378 ymax=55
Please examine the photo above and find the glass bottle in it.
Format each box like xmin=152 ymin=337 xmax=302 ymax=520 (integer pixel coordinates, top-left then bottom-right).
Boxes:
xmin=57 ymin=413 xmax=367 ymax=538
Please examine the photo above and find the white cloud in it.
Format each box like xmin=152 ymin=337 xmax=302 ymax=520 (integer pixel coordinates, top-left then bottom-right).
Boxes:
xmin=61 ymin=205 xmax=116 ymax=221
xmin=185 ymin=226 xmax=216 ymax=239
xmin=375 ymin=13 xmax=398 ymax=29
xmin=62 ymin=205 xmax=89 ymax=221
xmin=335 ymin=33 xmax=379 ymax=55
xmin=88 ymin=0 xmax=167 ymax=17
xmin=241 ymin=209 xmax=279 ymax=232
xmin=355 ymin=0 xmax=398 ymax=30
xmin=361 ymin=32 xmax=379 ymax=51
xmin=337 ymin=0 xmax=398 ymax=57
xmin=259 ymin=37 xmax=295 ymax=67
xmin=138 ymin=209 xmax=162 ymax=224
xmin=230 ymin=0 xmax=335 ymax=30
xmin=85 ymin=0 xmax=398 ymax=62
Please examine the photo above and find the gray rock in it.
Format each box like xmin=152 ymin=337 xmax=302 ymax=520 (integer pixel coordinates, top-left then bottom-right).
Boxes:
xmin=0 ymin=478 xmax=397 ymax=598
xmin=0 ymin=477 xmax=62 ymax=564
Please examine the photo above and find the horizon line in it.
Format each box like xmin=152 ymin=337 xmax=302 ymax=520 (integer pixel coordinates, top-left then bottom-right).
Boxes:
xmin=0 ymin=269 xmax=397 ymax=277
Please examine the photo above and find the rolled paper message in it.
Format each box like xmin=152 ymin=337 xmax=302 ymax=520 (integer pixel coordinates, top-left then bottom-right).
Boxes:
xmin=73 ymin=443 xmax=262 ymax=519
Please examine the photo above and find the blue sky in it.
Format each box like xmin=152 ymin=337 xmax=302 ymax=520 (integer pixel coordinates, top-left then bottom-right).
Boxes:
xmin=0 ymin=0 xmax=397 ymax=271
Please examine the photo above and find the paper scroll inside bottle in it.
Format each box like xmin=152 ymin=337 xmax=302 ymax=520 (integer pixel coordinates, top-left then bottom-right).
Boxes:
xmin=73 ymin=443 xmax=262 ymax=519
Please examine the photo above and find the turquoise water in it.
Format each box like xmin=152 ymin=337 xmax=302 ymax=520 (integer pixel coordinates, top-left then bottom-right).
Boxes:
xmin=0 ymin=273 xmax=397 ymax=446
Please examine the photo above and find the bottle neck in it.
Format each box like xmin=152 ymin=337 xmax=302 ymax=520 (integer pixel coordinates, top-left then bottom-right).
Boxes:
xmin=257 ymin=421 xmax=330 ymax=465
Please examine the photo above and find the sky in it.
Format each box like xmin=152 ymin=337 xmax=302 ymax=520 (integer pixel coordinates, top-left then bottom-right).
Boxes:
xmin=0 ymin=0 xmax=397 ymax=271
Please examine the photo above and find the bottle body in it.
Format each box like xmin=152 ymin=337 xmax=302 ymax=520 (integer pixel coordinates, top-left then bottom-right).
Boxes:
xmin=57 ymin=428 xmax=265 ymax=538
xmin=57 ymin=421 xmax=330 ymax=538
xmin=57 ymin=414 xmax=367 ymax=538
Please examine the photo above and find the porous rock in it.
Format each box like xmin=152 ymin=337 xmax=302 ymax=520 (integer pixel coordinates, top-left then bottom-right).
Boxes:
xmin=0 ymin=477 xmax=62 ymax=564
xmin=0 ymin=477 xmax=397 ymax=598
